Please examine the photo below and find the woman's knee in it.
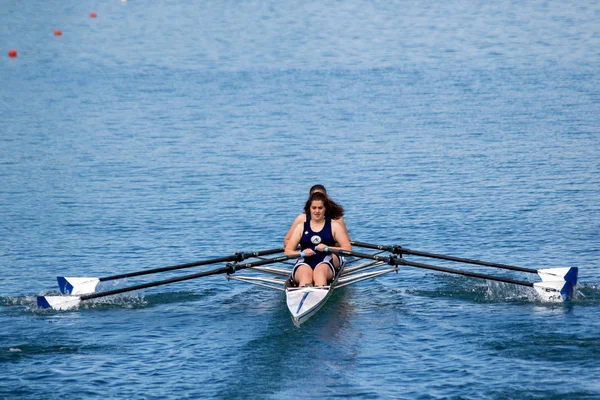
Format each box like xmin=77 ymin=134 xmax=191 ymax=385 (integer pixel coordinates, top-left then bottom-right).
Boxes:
xmin=314 ymin=264 xmax=333 ymax=280
xmin=294 ymin=265 xmax=313 ymax=280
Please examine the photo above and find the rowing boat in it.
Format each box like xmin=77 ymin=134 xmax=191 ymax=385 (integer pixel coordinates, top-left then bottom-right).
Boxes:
xmin=36 ymin=241 xmax=579 ymax=325
xmin=227 ymin=255 xmax=394 ymax=325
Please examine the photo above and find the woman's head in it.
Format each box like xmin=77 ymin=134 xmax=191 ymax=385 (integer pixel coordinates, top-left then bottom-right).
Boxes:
xmin=305 ymin=192 xmax=327 ymax=220
xmin=309 ymin=184 xmax=327 ymax=195
xmin=304 ymin=191 xmax=344 ymax=220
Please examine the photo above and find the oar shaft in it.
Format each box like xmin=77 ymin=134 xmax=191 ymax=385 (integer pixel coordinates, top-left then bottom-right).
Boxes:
xmin=351 ymin=241 xmax=397 ymax=252
xmin=398 ymin=259 xmax=534 ymax=288
xmin=401 ymin=249 xmax=538 ymax=274
xmin=83 ymin=267 xmax=232 ymax=300
xmin=81 ymin=254 xmax=299 ymax=301
xmin=328 ymin=248 xmax=534 ymax=288
xmin=351 ymin=241 xmax=538 ymax=274
xmin=98 ymin=247 xmax=284 ymax=281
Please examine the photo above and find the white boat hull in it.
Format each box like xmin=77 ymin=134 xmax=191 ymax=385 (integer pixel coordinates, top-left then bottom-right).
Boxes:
xmin=286 ymin=286 xmax=331 ymax=326
xmin=285 ymin=264 xmax=345 ymax=326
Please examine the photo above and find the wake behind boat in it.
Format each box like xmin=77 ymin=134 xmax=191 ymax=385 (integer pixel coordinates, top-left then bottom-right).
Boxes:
xmin=36 ymin=241 xmax=579 ymax=325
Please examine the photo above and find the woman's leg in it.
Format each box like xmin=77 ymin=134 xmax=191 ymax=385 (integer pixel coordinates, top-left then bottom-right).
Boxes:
xmin=331 ymin=254 xmax=340 ymax=269
xmin=313 ymin=263 xmax=334 ymax=286
xmin=294 ymin=265 xmax=314 ymax=287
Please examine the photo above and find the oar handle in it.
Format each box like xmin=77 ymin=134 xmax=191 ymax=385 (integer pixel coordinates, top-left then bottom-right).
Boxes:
xmin=98 ymin=247 xmax=285 ymax=281
xmin=227 ymin=254 xmax=301 ymax=271
xmin=326 ymin=248 xmax=393 ymax=264
xmin=351 ymin=241 xmax=539 ymax=274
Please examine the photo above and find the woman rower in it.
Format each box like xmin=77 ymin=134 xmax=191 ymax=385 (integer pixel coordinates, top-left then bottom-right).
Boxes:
xmin=283 ymin=184 xmax=348 ymax=248
xmin=284 ymin=191 xmax=352 ymax=287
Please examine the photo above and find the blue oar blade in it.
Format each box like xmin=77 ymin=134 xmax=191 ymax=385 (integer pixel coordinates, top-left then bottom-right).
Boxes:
xmin=37 ymin=296 xmax=52 ymax=309
xmin=57 ymin=277 xmax=100 ymax=295
xmin=533 ymin=280 xmax=575 ymax=302
xmin=37 ymin=295 xmax=82 ymax=310
xmin=537 ymin=267 xmax=578 ymax=286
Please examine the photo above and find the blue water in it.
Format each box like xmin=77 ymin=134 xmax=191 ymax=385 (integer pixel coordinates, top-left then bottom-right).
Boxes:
xmin=2 ymin=0 xmax=600 ymax=398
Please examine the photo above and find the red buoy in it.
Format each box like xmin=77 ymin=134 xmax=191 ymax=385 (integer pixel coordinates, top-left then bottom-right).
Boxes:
xmin=90 ymin=12 xmax=97 ymax=18
xmin=54 ymin=29 xmax=62 ymax=36
xmin=8 ymin=49 xmax=17 ymax=58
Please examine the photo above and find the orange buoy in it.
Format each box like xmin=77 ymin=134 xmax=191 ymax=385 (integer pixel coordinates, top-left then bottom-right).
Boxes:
xmin=54 ymin=29 xmax=62 ymax=36
xmin=8 ymin=49 xmax=17 ymax=58
xmin=90 ymin=12 xmax=97 ymax=18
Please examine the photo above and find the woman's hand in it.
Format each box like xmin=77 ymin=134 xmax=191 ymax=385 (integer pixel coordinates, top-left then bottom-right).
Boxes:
xmin=315 ymin=244 xmax=328 ymax=252
xmin=302 ymin=248 xmax=316 ymax=257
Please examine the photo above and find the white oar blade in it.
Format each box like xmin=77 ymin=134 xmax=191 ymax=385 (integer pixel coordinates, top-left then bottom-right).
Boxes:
xmin=57 ymin=277 xmax=100 ymax=295
xmin=533 ymin=280 xmax=575 ymax=302
xmin=537 ymin=267 xmax=578 ymax=285
xmin=37 ymin=295 xmax=82 ymax=310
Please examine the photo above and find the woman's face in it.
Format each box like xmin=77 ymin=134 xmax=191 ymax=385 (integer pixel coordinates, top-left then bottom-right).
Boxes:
xmin=310 ymin=200 xmax=326 ymax=220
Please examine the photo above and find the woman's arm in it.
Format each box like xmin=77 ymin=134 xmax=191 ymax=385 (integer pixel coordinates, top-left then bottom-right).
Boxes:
xmin=285 ymin=223 xmax=302 ymax=254
xmin=285 ymin=223 xmax=316 ymax=257
xmin=338 ymin=216 xmax=349 ymax=237
xmin=332 ymin=220 xmax=352 ymax=251
xmin=283 ymin=213 xmax=306 ymax=247
xmin=315 ymin=220 xmax=351 ymax=252
xmin=333 ymin=216 xmax=349 ymax=247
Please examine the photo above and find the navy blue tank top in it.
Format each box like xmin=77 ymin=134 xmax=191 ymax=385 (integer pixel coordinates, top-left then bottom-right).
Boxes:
xmin=300 ymin=217 xmax=335 ymax=266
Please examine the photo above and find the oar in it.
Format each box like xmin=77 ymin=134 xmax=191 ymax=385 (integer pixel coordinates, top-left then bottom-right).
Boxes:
xmin=351 ymin=240 xmax=578 ymax=286
xmin=57 ymin=247 xmax=284 ymax=295
xmin=38 ymin=254 xmax=301 ymax=311
xmin=326 ymin=248 xmax=576 ymax=302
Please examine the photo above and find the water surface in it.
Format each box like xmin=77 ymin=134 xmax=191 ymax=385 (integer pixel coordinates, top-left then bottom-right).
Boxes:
xmin=1 ymin=0 xmax=599 ymax=398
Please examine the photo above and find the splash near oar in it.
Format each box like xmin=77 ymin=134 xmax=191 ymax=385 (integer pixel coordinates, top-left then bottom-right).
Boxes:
xmin=333 ymin=244 xmax=578 ymax=301
xmin=351 ymin=240 xmax=578 ymax=285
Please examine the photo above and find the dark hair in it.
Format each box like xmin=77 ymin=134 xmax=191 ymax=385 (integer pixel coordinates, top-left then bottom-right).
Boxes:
xmin=309 ymin=184 xmax=327 ymax=195
xmin=304 ymin=191 xmax=344 ymax=220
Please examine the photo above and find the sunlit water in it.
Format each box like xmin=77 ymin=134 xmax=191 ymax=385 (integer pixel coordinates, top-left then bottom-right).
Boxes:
xmin=1 ymin=0 xmax=599 ymax=398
